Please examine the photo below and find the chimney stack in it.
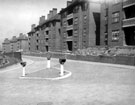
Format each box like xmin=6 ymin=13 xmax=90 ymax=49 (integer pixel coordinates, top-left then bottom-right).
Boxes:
xmin=47 ymin=13 xmax=50 ymax=19
xmin=31 ymin=24 xmax=36 ymax=31
xmin=67 ymin=1 xmax=72 ymax=6
xmin=39 ymin=16 xmax=45 ymax=25
xmin=52 ymin=8 xmax=57 ymax=16
xmin=49 ymin=10 xmax=53 ymax=18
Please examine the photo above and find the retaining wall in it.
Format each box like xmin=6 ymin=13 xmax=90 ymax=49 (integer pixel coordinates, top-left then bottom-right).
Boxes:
xmin=24 ymin=52 xmax=135 ymax=66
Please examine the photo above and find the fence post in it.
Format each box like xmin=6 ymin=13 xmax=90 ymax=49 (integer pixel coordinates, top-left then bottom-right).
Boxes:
xmin=46 ymin=52 xmax=52 ymax=69
xmin=59 ymin=55 xmax=66 ymax=76
xmin=20 ymin=61 xmax=27 ymax=77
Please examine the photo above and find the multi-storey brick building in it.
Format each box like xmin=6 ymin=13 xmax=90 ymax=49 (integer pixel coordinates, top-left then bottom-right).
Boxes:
xmin=100 ymin=0 xmax=135 ymax=46
xmin=28 ymin=24 xmax=37 ymax=52
xmin=2 ymin=34 xmax=28 ymax=53
xmin=60 ymin=0 xmax=101 ymax=52
xmin=2 ymin=38 xmax=10 ymax=53
xmin=122 ymin=0 xmax=135 ymax=45
xmin=28 ymin=8 xmax=61 ymax=52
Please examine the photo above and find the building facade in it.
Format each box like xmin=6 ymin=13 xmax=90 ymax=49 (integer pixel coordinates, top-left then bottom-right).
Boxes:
xmin=28 ymin=8 xmax=61 ymax=52
xmin=2 ymin=34 xmax=28 ymax=53
xmin=26 ymin=0 xmax=135 ymax=54
xmin=60 ymin=0 xmax=101 ymax=52
xmin=122 ymin=0 xmax=135 ymax=45
xmin=2 ymin=38 xmax=11 ymax=53
xmin=100 ymin=0 xmax=135 ymax=46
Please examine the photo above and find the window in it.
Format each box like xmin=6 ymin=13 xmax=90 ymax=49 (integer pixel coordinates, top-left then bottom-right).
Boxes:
xmin=83 ymin=41 xmax=86 ymax=48
xmin=36 ymin=45 xmax=39 ymax=50
xmin=63 ymin=21 xmax=67 ymax=27
xmin=84 ymin=15 xmax=87 ymax=23
xmin=46 ymin=31 xmax=49 ymax=35
xmin=74 ymin=17 xmax=78 ymax=25
xmin=63 ymin=32 xmax=67 ymax=38
xmin=105 ymin=8 xmax=108 ymax=16
xmin=74 ymin=29 xmax=78 ymax=36
xmin=67 ymin=18 xmax=73 ymax=26
xmin=112 ymin=30 xmax=119 ymax=41
xmin=67 ymin=30 xmax=73 ymax=37
xmin=74 ymin=41 xmax=78 ymax=48
xmin=105 ymin=24 xmax=108 ymax=33
xmin=83 ymin=28 xmax=87 ymax=36
xmin=46 ymin=38 xmax=49 ymax=42
xmin=112 ymin=12 xmax=120 ymax=23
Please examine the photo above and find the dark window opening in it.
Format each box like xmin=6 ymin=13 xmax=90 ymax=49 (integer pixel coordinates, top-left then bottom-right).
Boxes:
xmin=105 ymin=8 xmax=108 ymax=16
xmin=67 ymin=30 xmax=73 ymax=37
xmin=36 ymin=45 xmax=39 ymax=50
xmin=46 ymin=38 xmax=49 ymax=42
xmin=105 ymin=24 xmax=108 ymax=33
xmin=37 ymin=40 xmax=39 ymax=43
xmin=104 ymin=34 xmax=108 ymax=45
xmin=46 ymin=46 xmax=49 ymax=52
xmin=46 ymin=31 xmax=49 ymax=35
xmin=67 ymin=41 xmax=73 ymax=51
xmin=67 ymin=18 xmax=73 ymax=25
xmin=58 ymin=29 xmax=61 ymax=35
xmin=124 ymin=27 xmax=135 ymax=45
xmin=124 ymin=5 xmax=135 ymax=19
xmin=93 ymin=12 xmax=100 ymax=45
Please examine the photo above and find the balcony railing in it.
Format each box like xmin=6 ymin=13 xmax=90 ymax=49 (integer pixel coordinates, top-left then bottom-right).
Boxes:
xmin=66 ymin=36 xmax=73 ymax=41
xmin=123 ymin=0 xmax=135 ymax=8
xmin=45 ymin=35 xmax=49 ymax=38
xmin=123 ymin=18 xmax=135 ymax=27
xmin=67 ymin=13 xmax=73 ymax=20
xmin=66 ymin=25 xmax=73 ymax=30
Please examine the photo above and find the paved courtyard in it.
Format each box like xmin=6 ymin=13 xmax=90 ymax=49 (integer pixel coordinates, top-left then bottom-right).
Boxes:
xmin=0 ymin=55 xmax=135 ymax=105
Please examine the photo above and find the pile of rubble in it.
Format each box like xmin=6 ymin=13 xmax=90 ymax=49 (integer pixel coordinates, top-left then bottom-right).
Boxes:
xmin=74 ymin=46 xmax=135 ymax=56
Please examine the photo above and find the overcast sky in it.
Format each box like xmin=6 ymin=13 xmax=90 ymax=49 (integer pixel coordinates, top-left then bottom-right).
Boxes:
xmin=0 ymin=0 xmax=67 ymax=44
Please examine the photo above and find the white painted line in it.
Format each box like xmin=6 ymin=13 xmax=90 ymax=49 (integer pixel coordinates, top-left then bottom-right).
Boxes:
xmin=19 ymin=67 xmax=72 ymax=80
xmin=0 ymin=59 xmax=34 ymax=73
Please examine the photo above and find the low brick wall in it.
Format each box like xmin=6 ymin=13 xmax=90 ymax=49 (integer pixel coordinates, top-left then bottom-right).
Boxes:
xmin=0 ymin=52 xmax=22 ymax=69
xmin=24 ymin=52 xmax=135 ymax=66
xmin=4 ymin=52 xmax=22 ymax=61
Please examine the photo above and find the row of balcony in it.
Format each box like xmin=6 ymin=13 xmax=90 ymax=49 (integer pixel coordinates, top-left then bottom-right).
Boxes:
xmin=123 ymin=0 xmax=135 ymax=8
xmin=123 ymin=17 xmax=135 ymax=28
xmin=104 ymin=16 xmax=135 ymax=28
xmin=67 ymin=13 xmax=73 ymax=20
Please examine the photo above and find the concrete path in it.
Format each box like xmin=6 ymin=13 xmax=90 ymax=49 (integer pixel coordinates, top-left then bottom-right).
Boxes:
xmin=0 ymin=55 xmax=135 ymax=105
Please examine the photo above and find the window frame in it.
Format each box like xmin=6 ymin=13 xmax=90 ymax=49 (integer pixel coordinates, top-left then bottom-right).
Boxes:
xmin=112 ymin=30 xmax=120 ymax=41
xmin=112 ymin=12 xmax=120 ymax=23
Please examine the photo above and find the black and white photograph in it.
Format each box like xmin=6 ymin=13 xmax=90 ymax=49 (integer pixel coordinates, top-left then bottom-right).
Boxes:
xmin=0 ymin=0 xmax=135 ymax=105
